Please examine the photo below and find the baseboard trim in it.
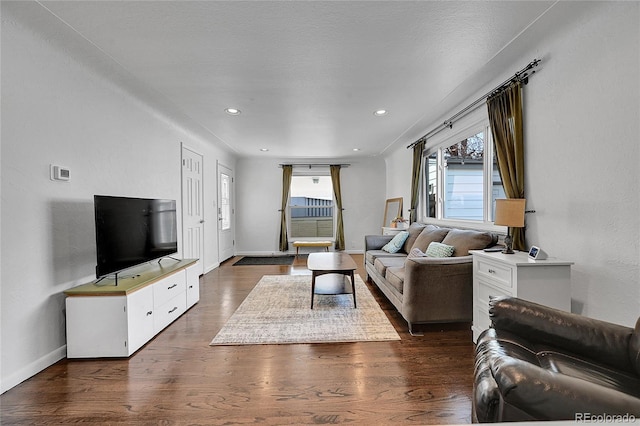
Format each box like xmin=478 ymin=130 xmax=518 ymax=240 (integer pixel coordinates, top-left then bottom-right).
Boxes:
xmin=1 ymin=345 xmax=67 ymax=394
xmin=205 ymin=262 xmax=220 ymax=274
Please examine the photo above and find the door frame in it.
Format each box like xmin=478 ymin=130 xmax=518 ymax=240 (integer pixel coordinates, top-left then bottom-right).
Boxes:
xmin=217 ymin=161 xmax=235 ymax=263
xmin=180 ymin=143 xmax=205 ymax=276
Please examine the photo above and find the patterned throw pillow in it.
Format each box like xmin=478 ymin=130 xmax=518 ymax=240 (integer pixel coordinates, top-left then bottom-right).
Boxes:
xmin=382 ymin=231 xmax=410 ymax=253
xmin=408 ymin=248 xmax=427 ymax=258
xmin=425 ymin=241 xmax=455 ymax=257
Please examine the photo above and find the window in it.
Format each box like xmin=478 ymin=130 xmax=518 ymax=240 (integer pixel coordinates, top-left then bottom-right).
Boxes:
xmin=220 ymin=172 xmax=231 ymax=231
xmin=289 ymin=175 xmax=334 ymax=238
xmin=423 ymin=118 xmax=505 ymax=226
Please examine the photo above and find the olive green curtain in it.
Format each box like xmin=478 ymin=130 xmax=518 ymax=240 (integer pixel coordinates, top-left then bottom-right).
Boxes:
xmin=409 ymin=140 xmax=425 ymax=223
xmin=330 ymin=165 xmax=345 ymax=251
xmin=279 ymin=165 xmax=293 ymax=252
xmin=487 ymin=81 xmax=525 ymax=251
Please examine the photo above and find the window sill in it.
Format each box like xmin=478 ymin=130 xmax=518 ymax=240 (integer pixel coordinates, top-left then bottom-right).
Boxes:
xmin=418 ymin=218 xmax=507 ymax=235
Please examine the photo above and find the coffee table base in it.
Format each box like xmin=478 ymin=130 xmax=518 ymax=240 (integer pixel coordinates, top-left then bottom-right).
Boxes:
xmin=311 ymin=271 xmax=356 ymax=309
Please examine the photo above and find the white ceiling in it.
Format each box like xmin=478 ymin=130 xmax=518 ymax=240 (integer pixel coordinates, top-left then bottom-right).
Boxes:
xmin=32 ymin=0 xmax=558 ymax=159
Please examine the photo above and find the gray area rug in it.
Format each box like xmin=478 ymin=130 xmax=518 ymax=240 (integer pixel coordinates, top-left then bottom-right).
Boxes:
xmin=210 ymin=274 xmax=401 ymax=345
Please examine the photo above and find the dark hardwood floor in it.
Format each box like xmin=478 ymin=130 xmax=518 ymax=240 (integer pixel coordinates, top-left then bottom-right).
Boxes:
xmin=1 ymin=254 xmax=475 ymax=425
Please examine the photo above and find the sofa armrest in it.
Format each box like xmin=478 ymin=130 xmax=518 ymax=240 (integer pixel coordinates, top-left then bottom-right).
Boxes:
xmin=490 ymin=296 xmax=635 ymax=373
xmin=402 ymin=255 xmax=473 ymax=323
xmin=490 ymin=355 xmax=640 ymax=419
xmin=364 ymin=234 xmax=394 ymax=251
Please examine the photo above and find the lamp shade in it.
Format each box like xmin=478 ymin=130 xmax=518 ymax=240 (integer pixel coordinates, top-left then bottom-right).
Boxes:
xmin=494 ymin=199 xmax=526 ymax=227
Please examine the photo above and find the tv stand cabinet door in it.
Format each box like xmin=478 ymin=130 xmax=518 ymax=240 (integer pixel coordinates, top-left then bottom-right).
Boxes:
xmin=66 ymin=295 xmax=129 ymax=358
xmin=126 ymin=285 xmax=155 ymax=355
xmin=186 ymin=261 xmax=200 ymax=308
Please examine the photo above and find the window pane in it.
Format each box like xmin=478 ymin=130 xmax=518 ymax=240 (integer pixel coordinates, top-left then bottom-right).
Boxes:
xmin=289 ymin=176 xmax=334 ymax=238
xmin=220 ymin=173 xmax=231 ymax=230
xmin=491 ymin=155 xmax=506 ymax=220
xmin=443 ymin=132 xmax=484 ymax=221
xmin=425 ymin=154 xmax=437 ymax=218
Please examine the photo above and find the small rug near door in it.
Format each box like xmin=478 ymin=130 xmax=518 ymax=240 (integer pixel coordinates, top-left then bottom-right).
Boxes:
xmin=233 ymin=255 xmax=295 ymax=266
xmin=210 ymin=275 xmax=400 ymax=345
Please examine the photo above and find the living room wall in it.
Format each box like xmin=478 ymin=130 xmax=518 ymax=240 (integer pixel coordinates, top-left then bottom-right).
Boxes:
xmin=1 ymin=3 xmax=235 ymax=393
xmin=235 ymin=157 xmax=386 ymax=255
xmin=385 ymin=2 xmax=640 ymax=327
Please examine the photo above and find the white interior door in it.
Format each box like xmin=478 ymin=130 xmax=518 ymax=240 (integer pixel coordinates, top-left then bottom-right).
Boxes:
xmin=218 ymin=162 xmax=234 ymax=262
xmin=181 ymin=145 xmax=204 ymax=276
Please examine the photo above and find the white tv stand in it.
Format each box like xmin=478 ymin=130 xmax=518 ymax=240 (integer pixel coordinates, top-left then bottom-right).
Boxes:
xmin=64 ymin=259 xmax=200 ymax=358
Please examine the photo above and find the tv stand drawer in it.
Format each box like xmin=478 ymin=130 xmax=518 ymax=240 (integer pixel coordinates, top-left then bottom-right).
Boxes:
xmin=154 ymin=293 xmax=187 ymax=333
xmin=153 ymin=270 xmax=186 ymax=307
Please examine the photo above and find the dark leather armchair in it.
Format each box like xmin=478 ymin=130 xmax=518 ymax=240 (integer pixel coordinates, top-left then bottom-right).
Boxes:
xmin=473 ymin=296 xmax=640 ymax=422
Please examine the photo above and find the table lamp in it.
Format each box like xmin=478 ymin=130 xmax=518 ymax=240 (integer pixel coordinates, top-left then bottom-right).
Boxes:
xmin=494 ymin=198 xmax=526 ymax=254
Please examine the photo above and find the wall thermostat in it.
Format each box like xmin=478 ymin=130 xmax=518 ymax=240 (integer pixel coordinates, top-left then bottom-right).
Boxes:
xmin=50 ymin=165 xmax=70 ymax=182
xmin=528 ymin=245 xmax=547 ymax=260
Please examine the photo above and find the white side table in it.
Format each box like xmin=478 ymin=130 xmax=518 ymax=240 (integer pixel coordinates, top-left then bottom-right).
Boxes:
xmin=382 ymin=226 xmax=406 ymax=236
xmin=470 ymin=250 xmax=573 ymax=342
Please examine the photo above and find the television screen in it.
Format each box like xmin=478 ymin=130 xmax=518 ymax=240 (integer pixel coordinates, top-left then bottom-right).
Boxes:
xmin=94 ymin=195 xmax=178 ymax=278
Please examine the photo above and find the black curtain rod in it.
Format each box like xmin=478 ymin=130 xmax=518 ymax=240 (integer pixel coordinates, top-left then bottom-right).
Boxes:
xmin=407 ymin=58 xmax=541 ymax=149
xmin=279 ymin=163 xmax=350 ymax=168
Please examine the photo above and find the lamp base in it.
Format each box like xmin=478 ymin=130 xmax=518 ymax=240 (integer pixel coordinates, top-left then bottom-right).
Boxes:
xmin=502 ymin=233 xmax=515 ymax=254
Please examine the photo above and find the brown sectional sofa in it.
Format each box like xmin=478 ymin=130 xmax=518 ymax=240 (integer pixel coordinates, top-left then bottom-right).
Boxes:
xmin=364 ymin=222 xmax=498 ymax=334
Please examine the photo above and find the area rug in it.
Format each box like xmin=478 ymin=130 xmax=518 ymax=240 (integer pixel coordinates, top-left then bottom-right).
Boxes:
xmin=233 ymin=255 xmax=295 ymax=266
xmin=210 ymin=274 xmax=400 ymax=345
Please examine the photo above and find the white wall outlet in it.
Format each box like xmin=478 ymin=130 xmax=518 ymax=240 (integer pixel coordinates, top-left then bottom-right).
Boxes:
xmin=50 ymin=165 xmax=70 ymax=182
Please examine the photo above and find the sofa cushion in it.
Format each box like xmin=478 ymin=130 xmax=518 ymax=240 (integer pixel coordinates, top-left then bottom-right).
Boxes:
xmin=382 ymin=231 xmax=409 ymax=253
xmin=385 ymin=266 xmax=405 ymax=294
xmin=374 ymin=256 xmax=406 ymax=277
xmin=425 ymin=241 xmax=455 ymax=257
xmin=365 ymin=250 xmax=406 ymax=265
xmin=411 ymin=225 xmax=450 ymax=252
xmin=402 ymin=222 xmax=427 ymax=253
xmin=441 ymin=229 xmax=497 ymax=256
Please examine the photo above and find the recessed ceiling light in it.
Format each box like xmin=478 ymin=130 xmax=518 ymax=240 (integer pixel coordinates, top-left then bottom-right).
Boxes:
xmin=373 ymin=109 xmax=388 ymax=116
xmin=260 ymin=148 xmax=269 ymax=152
xmin=225 ymin=108 xmax=241 ymax=115
xmin=353 ymin=148 xmax=361 ymax=152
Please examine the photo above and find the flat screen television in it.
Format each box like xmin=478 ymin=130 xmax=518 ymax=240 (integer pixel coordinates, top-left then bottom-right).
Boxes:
xmin=94 ymin=195 xmax=178 ymax=279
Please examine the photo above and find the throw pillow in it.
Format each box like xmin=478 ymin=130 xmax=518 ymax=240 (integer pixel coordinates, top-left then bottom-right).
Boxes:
xmin=382 ymin=231 xmax=410 ymax=253
xmin=401 ymin=222 xmax=427 ymax=253
xmin=425 ymin=241 xmax=455 ymax=258
xmin=411 ymin=225 xmax=450 ymax=252
xmin=408 ymin=247 xmax=427 ymax=258
xmin=441 ymin=229 xmax=497 ymax=256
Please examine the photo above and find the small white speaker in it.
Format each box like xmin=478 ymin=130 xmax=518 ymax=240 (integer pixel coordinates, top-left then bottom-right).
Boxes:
xmin=528 ymin=245 xmax=547 ymax=260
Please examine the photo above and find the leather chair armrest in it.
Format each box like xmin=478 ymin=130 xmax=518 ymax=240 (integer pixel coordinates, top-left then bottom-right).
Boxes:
xmin=473 ymin=347 xmax=503 ymax=422
xmin=492 ymin=357 xmax=640 ymax=419
xmin=490 ymin=297 xmax=635 ymax=372
xmin=364 ymin=234 xmax=393 ymax=251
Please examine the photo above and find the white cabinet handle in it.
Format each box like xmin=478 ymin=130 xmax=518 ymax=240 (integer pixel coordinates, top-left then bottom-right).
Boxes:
xmin=168 ymin=284 xmax=177 ymax=290
xmin=168 ymin=307 xmax=178 ymax=314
